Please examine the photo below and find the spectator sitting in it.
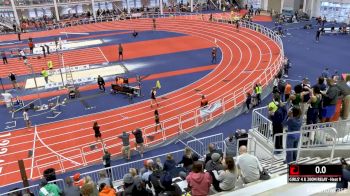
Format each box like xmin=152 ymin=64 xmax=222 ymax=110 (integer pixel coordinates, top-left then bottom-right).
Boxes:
xmin=73 ymin=173 xmax=84 ymax=188
xmin=80 ymin=183 xmax=94 ymax=196
xmin=99 ymin=183 xmax=116 ymax=196
xmin=186 ymin=161 xmax=212 ymax=196
xmin=164 ymin=153 xmax=176 ymax=172
xmin=156 ymin=157 xmax=164 ymax=170
xmin=140 ymin=160 xmax=150 ymax=176
xmin=236 ymin=146 xmax=263 ymax=184
xmin=97 ymin=170 xmax=112 ymax=188
xmin=178 ymin=147 xmax=199 ymax=171
xmin=212 ymin=157 xmax=237 ymax=192
xmin=121 ymin=174 xmax=135 ymax=195
xmin=142 ymin=160 xmax=155 ymax=182
xmin=149 ymin=163 xmax=164 ymax=195
xmin=84 ymin=176 xmax=99 ymax=196
xmin=159 ymin=172 xmax=182 ymax=196
xmin=204 ymin=143 xmax=223 ymax=164
xmin=205 ymin=153 xmax=225 ymax=172
xmin=39 ymin=179 xmax=62 ymax=196
xmin=336 ymin=79 xmax=350 ymax=120
xmin=63 ymin=177 xmax=80 ymax=196
xmin=224 ymin=133 xmax=237 ymax=158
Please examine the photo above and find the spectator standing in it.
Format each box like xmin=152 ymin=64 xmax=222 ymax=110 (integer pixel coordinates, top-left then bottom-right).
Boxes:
xmin=1 ymin=51 xmax=8 ymax=64
xmin=97 ymin=75 xmax=105 ymax=92
xmin=132 ymin=128 xmax=144 ymax=158
xmin=224 ymin=134 xmax=237 ymax=158
xmin=236 ymin=146 xmax=263 ymax=183
xmin=141 ymin=160 xmax=154 ymax=182
xmin=211 ymin=47 xmax=217 ymax=63
xmin=306 ymin=86 xmax=322 ymax=125
xmin=119 ymin=131 xmax=131 ymax=160
xmin=63 ymin=177 xmax=80 ymax=196
xmin=284 ymin=81 xmax=292 ymax=101
xmin=73 ymin=173 xmax=85 ymax=188
xmin=336 ymin=158 xmax=350 ymax=190
xmin=270 ymin=97 xmax=287 ymax=155
xmin=178 ymin=147 xmax=199 ymax=171
xmin=118 ymin=43 xmax=123 ymax=61
xmin=336 ymin=79 xmax=350 ymax=120
xmin=212 ymin=157 xmax=237 ymax=192
xmin=313 ymin=77 xmax=327 ymax=92
xmin=322 ymin=67 xmax=330 ymax=78
xmin=102 ymin=150 xmax=112 ymax=177
xmin=8 ymin=73 xmax=19 ymax=89
xmin=84 ymin=176 xmax=98 ymax=196
xmin=245 ymin=92 xmax=252 ymax=112
xmin=321 ymin=78 xmax=340 ymax=122
xmin=121 ymin=174 xmax=135 ymax=195
xmin=186 ymin=161 xmax=212 ymax=196
xmin=284 ymin=107 xmax=302 ymax=163
xmin=39 ymin=179 xmax=62 ymax=196
xmin=204 ymin=143 xmax=223 ymax=164
xmin=23 ymin=109 xmax=31 ymax=128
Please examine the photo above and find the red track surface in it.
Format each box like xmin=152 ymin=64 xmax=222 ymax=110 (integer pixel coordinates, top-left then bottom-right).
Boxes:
xmin=0 ymin=18 xmax=282 ymax=186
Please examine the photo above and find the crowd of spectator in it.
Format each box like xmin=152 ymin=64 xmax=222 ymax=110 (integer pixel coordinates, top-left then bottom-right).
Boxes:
xmin=267 ymin=57 xmax=350 ymax=164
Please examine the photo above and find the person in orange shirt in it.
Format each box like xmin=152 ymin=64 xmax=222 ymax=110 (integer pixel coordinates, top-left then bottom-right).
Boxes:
xmin=284 ymin=82 xmax=292 ymax=101
xmin=200 ymin=95 xmax=208 ymax=108
xmin=28 ymin=39 xmax=34 ymax=54
xmin=98 ymin=183 xmax=116 ymax=196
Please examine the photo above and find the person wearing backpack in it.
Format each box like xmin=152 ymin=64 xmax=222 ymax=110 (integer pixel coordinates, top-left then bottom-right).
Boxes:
xmin=39 ymin=179 xmax=62 ymax=196
xmin=270 ymin=95 xmax=287 ymax=155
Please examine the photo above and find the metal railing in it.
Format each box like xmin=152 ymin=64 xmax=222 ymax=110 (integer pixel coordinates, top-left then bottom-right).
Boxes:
xmin=252 ymin=106 xmax=273 ymax=142
xmin=187 ymin=133 xmax=224 ymax=157
xmin=0 ymin=13 xmax=283 ymax=188
xmin=76 ymin=149 xmax=188 ymax=184
xmin=269 ymin=127 xmax=337 ymax=168
xmin=0 ymin=179 xmax=65 ymax=196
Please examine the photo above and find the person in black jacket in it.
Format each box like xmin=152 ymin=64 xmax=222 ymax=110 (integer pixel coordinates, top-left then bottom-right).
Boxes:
xmin=178 ymin=147 xmax=199 ymax=171
xmin=132 ymin=128 xmax=144 ymax=158
xmin=102 ymin=150 xmax=111 ymax=178
xmin=97 ymin=75 xmax=105 ymax=92
xmin=149 ymin=163 xmax=164 ymax=195
xmin=270 ymin=96 xmax=287 ymax=154
xmin=204 ymin=143 xmax=223 ymax=164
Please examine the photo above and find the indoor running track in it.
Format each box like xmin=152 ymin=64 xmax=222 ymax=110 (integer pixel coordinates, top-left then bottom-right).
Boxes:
xmin=0 ymin=17 xmax=282 ymax=186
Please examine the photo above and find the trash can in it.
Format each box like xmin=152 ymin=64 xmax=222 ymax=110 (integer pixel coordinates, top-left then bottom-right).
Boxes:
xmin=43 ymin=168 xmax=56 ymax=182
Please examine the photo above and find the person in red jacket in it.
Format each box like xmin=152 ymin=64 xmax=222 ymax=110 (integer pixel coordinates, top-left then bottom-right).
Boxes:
xmin=186 ymin=161 xmax=212 ymax=196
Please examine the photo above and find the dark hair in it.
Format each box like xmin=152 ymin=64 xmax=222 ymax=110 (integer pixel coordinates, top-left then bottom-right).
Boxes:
xmin=154 ymin=109 xmax=159 ymax=116
xmin=292 ymin=107 xmax=301 ymax=118
xmin=294 ymin=84 xmax=302 ymax=94
xmin=192 ymin=161 xmax=203 ymax=173
xmin=93 ymin=121 xmax=98 ymax=127
xmin=313 ymin=86 xmax=321 ymax=94
xmin=99 ymin=183 xmax=106 ymax=192
xmin=225 ymin=157 xmax=235 ymax=172
xmin=318 ymin=77 xmax=324 ymax=85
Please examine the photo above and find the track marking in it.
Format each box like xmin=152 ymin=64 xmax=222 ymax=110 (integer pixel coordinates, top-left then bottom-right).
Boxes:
xmin=30 ymin=129 xmax=37 ymax=179
xmin=98 ymin=47 xmax=109 ymax=63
